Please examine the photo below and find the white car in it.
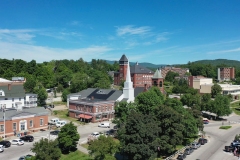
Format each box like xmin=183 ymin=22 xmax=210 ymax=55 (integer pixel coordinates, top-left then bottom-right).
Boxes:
xmin=0 ymin=145 xmax=4 ymax=152
xmin=98 ymin=122 xmax=110 ymax=128
xmin=56 ymin=121 xmax=67 ymax=128
xmin=11 ymin=139 xmax=24 ymax=146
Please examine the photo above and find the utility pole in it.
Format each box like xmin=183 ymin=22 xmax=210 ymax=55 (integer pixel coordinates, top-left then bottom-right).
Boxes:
xmin=2 ymin=104 xmax=6 ymax=140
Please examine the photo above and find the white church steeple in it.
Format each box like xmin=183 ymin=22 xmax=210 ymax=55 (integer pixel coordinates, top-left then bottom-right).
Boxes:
xmin=123 ymin=61 xmax=134 ymax=102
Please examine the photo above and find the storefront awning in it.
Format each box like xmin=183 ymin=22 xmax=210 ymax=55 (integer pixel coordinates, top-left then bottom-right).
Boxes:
xmin=78 ymin=114 xmax=92 ymax=119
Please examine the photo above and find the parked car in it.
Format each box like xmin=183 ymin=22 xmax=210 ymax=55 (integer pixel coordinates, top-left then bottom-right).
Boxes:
xmin=203 ymin=118 xmax=210 ymax=124
xmin=198 ymin=138 xmax=208 ymax=145
xmin=177 ymin=152 xmax=186 ymax=160
xmin=184 ymin=147 xmax=194 ymax=155
xmin=11 ymin=139 xmax=24 ymax=146
xmin=20 ymin=135 xmax=34 ymax=142
xmin=56 ymin=120 xmax=67 ymax=128
xmin=50 ymin=130 xmax=60 ymax=135
xmin=192 ymin=142 xmax=201 ymax=149
xmin=0 ymin=145 xmax=4 ymax=153
xmin=19 ymin=154 xmax=32 ymax=160
xmin=98 ymin=122 xmax=110 ymax=128
xmin=0 ymin=140 xmax=11 ymax=148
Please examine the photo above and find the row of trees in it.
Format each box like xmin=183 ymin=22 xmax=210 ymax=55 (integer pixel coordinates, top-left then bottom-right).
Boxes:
xmin=0 ymin=58 xmax=117 ymax=105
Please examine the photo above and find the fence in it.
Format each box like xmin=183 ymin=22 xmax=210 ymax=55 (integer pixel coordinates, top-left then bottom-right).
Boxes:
xmin=164 ymin=138 xmax=199 ymax=160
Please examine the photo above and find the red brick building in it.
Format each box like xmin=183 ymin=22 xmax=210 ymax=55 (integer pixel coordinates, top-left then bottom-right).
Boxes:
xmin=160 ymin=67 xmax=189 ymax=79
xmin=0 ymin=107 xmax=48 ymax=138
xmin=114 ymin=54 xmax=154 ymax=88
xmin=218 ymin=67 xmax=235 ymax=81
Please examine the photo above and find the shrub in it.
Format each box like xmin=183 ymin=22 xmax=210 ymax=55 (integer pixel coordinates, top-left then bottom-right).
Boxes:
xmin=219 ymin=126 xmax=232 ymax=130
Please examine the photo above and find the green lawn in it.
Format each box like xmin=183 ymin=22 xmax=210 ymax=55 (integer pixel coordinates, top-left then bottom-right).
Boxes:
xmin=219 ymin=125 xmax=232 ymax=130
xmin=53 ymin=110 xmax=85 ymax=125
xmin=230 ymin=102 xmax=240 ymax=115
xmin=60 ymin=151 xmax=93 ymax=160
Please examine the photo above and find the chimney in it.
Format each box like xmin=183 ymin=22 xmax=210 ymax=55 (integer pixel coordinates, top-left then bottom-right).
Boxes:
xmin=91 ymin=96 xmax=94 ymax=100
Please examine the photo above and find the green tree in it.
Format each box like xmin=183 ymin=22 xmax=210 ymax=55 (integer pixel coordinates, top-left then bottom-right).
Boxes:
xmin=211 ymin=83 xmax=222 ymax=98
xmin=210 ymin=95 xmax=232 ymax=117
xmin=201 ymin=93 xmax=211 ymax=111
xmin=88 ymin=136 xmax=119 ymax=160
xmin=135 ymin=87 xmax=164 ymax=115
xmin=61 ymin=89 xmax=70 ymax=102
xmin=120 ymin=110 xmax=159 ymax=160
xmin=181 ymin=93 xmax=200 ymax=107
xmin=34 ymin=85 xmax=47 ymax=106
xmin=31 ymin=138 xmax=61 ymax=160
xmin=24 ymin=76 xmax=37 ymax=93
xmin=165 ymin=71 xmax=179 ymax=83
xmin=58 ymin=122 xmax=80 ymax=153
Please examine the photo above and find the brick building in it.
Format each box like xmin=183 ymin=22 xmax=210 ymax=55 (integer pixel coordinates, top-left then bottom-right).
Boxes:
xmin=0 ymin=107 xmax=48 ymax=138
xmin=160 ymin=67 xmax=189 ymax=79
xmin=114 ymin=54 xmax=154 ymax=88
xmin=218 ymin=67 xmax=235 ymax=81
xmin=68 ymin=88 xmax=122 ymax=123
xmin=0 ymin=77 xmax=48 ymax=138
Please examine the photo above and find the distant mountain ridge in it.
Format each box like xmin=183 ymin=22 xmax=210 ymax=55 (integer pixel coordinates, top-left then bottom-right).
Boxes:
xmin=192 ymin=59 xmax=240 ymax=67
xmin=104 ymin=59 xmax=240 ymax=69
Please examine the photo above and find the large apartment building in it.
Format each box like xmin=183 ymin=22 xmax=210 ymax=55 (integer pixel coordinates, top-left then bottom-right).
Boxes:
xmin=114 ymin=54 xmax=154 ymax=88
xmin=217 ymin=67 xmax=235 ymax=81
xmin=160 ymin=67 xmax=189 ymax=79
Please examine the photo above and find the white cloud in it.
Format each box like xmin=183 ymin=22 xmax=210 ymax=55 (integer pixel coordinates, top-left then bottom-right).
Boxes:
xmin=116 ymin=25 xmax=152 ymax=36
xmin=207 ymin=48 xmax=240 ymax=54
xmin=0 ymin=29 xmax=36 ymax=43
xmin=0 ymin=42 xmax=113 ymax=63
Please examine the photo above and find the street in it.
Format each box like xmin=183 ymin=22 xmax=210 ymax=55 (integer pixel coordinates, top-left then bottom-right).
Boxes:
xmin=185 ymin=113 xmax=240 ymax=160
xmin=0 ymin=113 xmax=114 ymax=160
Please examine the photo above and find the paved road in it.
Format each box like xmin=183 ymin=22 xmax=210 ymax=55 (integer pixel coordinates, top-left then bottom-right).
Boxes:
xmin=0 ymin=114 xmax=114 ymax=160
xmin=185 ymin=115 xmax=240 ymax=160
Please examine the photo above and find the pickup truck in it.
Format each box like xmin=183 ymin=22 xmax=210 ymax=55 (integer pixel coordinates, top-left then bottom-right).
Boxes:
xmin=48 ymin=118 xmax=59 ymax=125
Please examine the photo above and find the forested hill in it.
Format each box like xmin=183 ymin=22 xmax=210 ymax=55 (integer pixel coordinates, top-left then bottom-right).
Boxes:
xmin=192 ymin=59 xmax=240 ymax=68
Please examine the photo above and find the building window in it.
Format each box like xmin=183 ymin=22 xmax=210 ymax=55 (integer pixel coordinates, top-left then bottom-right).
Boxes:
xmin=13 ymin=123 xmax=17 ymax=130
xmin=12 ymin=98 xmax=14 ymax=102
xmin=30 ymin=120 xmax=33 ymax=128
xmin=20 ymin=122 xmax=25 ymax=131
xmin=12 ymin=104 xmax=14 ymax=108
xmin=19 ymin=98 xmax=21 ymax=101
xmin=96 ymin=107 xmax=98 ymax=113
xmin=0 ymin=125 xmax=4 ymax=132
xmin=40 ymin=119 xmax=43 ymax=126
xmin=96 ymin=115 xmax=101 ymax=120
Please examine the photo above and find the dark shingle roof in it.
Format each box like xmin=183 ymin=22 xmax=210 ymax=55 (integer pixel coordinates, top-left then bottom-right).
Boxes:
xmin=0 ymin=107 xmax=49 ymax=121
xmin=0 ymin=85 xmax=25 ymax=98
xmin=119 ymin=54 xmax=128 ymax=62
xmin=134 ymin=87 xmax=145 ymax=97
xmin=130 ymin=62 xmax=153 ymax=74
xmin=68 ymin=88 xmax=123 ymax=101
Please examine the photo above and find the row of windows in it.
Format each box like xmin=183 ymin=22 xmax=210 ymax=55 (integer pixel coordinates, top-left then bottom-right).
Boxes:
xmin=75 ymin=105 xmax=113 ymax=113
xmin=0 ymin=119 xmax=44 ymax=132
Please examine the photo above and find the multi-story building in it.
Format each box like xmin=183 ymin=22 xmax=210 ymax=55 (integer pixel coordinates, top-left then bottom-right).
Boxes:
xmin=188 ymin=76 xmax=213 ymax=94
xmin=114 ymin=54 xmax=154 ymax=88
xmin=218 ymin=67 xmax=235 ymax=81
xmin=160 ymin=67 xmax=189 ymax=79
xmin=0 ymin=77 xmax=48 ymax=138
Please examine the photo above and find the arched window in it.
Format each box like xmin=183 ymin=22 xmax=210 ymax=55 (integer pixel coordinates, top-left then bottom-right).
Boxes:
xmin=160 ymin=81 xmax=163 ymax=87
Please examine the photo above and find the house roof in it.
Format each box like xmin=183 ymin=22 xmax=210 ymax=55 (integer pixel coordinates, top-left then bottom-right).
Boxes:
xmin=152 ymin=69 xmax=163 ymax=79
xmin=134 ymin=87 xmax=145 ymax=97
xmin=0 ymin=78 xmax=12 ymax=82
xmin=119 ymin=54 xmax=128 ymax=62
xmin=0 ymin=85 xmax=25 ymax=98
xmin=0 ymin=107 xmax=49 ymax=121
xmin=68 ymin=88 xmax=123 ymax=102
xmin=130 ymin=62 xmax=153 ymax=74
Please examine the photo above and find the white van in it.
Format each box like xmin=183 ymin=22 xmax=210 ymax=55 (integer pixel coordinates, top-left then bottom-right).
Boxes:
xmin=56 ymin=121 xmax=67 ymax=128
xmin=98 ymin=122 xmax=110 ymax=128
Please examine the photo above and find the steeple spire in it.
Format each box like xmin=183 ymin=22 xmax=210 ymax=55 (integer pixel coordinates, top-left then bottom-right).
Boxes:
xmin=125 ymin=61 xmax=132 ymax=85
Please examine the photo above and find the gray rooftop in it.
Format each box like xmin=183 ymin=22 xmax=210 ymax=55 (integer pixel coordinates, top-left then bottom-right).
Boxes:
xmin=152 ymin=69 xmax=163 ymax=79
xmin=0 ymin=107 xmax=49 ymax=121
xmin=0 ymin=85 xmax=25 ymax=98
xmin=130 ymin=62 xmax=153 ymax=74
xmin=119 ymin=54 xmax=128 ymax=62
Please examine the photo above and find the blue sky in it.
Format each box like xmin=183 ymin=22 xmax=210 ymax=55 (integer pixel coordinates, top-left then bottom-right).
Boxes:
xmin=0 ymin=0 xmax=239 ymax=64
